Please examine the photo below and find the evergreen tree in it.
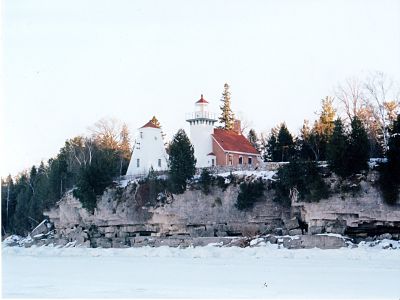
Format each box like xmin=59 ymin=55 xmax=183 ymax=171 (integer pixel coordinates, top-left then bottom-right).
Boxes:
xmin=1 ymin=175 xmax=16 ymax=233
xmin=387 ymin=114 xmax=400 ymax=171
xmin=47 ymin=152 xmax=69 ymax=208
xmin=27 ymin=162 xmax=47 ymax=228
xmin=379 ymin=114 xmax=400 ymax=204
xmin=348 ymin=117 xmax=370 ymax=174
xmin=264 ymin=134 xmax=275 ymax=162
xmin=168 ymin=129 xmax=196 ymax=194
xmin=300 ymin=98 xmax=336 ymax=161
xmin=277 ymin=123 xmax=295 ymax=162
xmin=247 ymin=129 xmax=259 ymax=151
xmin=118 ymin=123 xmax=131 ymax=177
xmin=199 ymin=168 xmax=212 ymax=195
xmin=297 ymin=120 xmax=315 ymax=161
xmin=327 ymin=119 xmax=349 ymax=177
xmin=13 ymin=174 xmax=32 ymax=235
xmin=274 ymin=160 xmax=329 ymax=205
xmin=219 ymin=83 xmax=235 ymax=130
xmin=73 ymin=145 xmax=120 ymax=213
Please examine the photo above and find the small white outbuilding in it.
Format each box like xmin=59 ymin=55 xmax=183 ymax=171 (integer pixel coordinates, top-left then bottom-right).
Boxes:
xmin=126 ymin=117 xmax=168 ymax=176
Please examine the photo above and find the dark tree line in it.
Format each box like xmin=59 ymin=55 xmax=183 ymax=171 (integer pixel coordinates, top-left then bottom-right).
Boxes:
xmin=1 ymin=119 xmax=132 ymax=235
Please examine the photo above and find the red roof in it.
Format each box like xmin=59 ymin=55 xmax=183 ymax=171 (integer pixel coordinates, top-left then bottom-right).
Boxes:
xmin=140 ymin=120 xmax=160 ymax=129
xmin=212 ymin=129 xmax=259 ymax=154
xmin=196 ymin=94 xmax=209 ymax=104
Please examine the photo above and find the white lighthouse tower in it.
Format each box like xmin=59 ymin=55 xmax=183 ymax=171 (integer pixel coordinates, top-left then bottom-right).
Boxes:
xmin=126 ymin=117 xmax=168 ymax=176
xmin=186 ymin=95 xmax=218 ymax=168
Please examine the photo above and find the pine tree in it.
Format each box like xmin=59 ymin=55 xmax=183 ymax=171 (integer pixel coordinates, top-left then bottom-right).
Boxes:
xmin=118 ymin=123 xmax=131 ymax=177
xmin=387 ymin=114 xmax=400 ymax=170
xmin=73 ymin=145 xmax=120 ymax=213
xmin=297 ymin=120 xmax=315 ymax=161
xmin=348 ymin=117 xmax=370 ymax=174
xmin=277 ymin=123 xmax=295 ymax=162
xmin=379 ymin=114 xmax=400 ymax=204
xmin=168 ymin=129 xmax=196 ymax=194
xmin=247 ymin=129 xmax=259 ymax=150
xmin=303 ymin=97 xmax=336 ymax=161
xmin=317 ymin=96 xmax=336 ymax=138
xmin=219 ymin=83 xmax=235 ymax=130
xmin=327 ymin=119 xmax=349 ymax=177
xmin=29 ymin=162 xmax=49 ymax=226
xmin=265 ymin=134 xmax=278 ymax=161
xmin=13 ymin=174 xmax=32 ymax=235
xmin=1 ymin=175 xmax=16 ymax=233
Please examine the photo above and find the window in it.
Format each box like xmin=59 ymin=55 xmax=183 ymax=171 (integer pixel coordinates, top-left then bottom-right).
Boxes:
xmin=228 ymin=155 xmax=233 ymax=165
xmin=248 ymin=157 xmax=252 ymax=165
xmin=140 ymin=132 xmax=143 ymax=138
xmin=238 ymin=156 xmax=243 ymax=165
xmin=158 ymin=159 xmax=161 ymax=167
xmin=211 ymin=159 xmax=215 ymax=167
xmin=137 ymin=159 xmax=140 ymax=168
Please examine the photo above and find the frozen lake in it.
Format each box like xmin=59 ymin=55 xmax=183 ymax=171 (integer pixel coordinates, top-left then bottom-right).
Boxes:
xmin=2 ymin=243 xmax=400 ymax=298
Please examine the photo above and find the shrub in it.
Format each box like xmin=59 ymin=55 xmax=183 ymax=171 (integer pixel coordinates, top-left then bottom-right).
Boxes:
xmin=215 ymin=175 xmax=230 ymax=191
xmin=274 ymin=160 xmax=330 ymax=205
xmin=136 ymin=169 xmax=168 ymax=207
xmin=199 ymin=168 xmax=212 ymax=194
xmin=235 ymin=178 xmax=265 ymax=210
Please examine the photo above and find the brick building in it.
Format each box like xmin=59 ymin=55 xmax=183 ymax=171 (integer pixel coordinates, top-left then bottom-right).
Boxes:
xmin=186 ymin=95 xmax=260 ymax=168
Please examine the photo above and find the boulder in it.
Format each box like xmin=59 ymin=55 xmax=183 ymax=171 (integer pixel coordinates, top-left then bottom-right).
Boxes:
xmin=308 ymin=226 xmax=324 ymax=235
xmin=281 ymin=235 xmax=347 ymax=249
xmin=191 ymin=237 xmax=232 ymax=247
xmin=92 ymin=238 xmax=112 ymax=248
xmin=378 ymin=233 xmax=392 ymax=240
xmin=112 ymin=238 xmax=129 ymax=248
xmin=31 ymin=220 xmax=50 ymax=237
xmin=264 ymin=235 xmax=278 ymax=244
xmin=283 ymin=237 xmax=301 ymax=249
xmin=288 ymin=229 xmax=302 ymax=236
xmin=284 ymin=218 xmax=300 ymax=230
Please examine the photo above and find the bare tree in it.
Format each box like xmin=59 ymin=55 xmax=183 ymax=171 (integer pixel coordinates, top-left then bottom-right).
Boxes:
xmin=335 ymin=77 xmax=366 ymax=121
xmin=89 ymin=118 xmax=121 ymax=150
xmin=364 ymin=71 xmax=400 ymax=151
xmin=235 ymin=111 xmax=253 ymax=135
xmin=66 ymin=136 xmax=94 ymax=168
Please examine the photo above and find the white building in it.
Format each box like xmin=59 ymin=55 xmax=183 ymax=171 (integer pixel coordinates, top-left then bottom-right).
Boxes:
xmin=185 ymin=95 xmax=218 ymax=168
xmin=126 ymin=118 xmax=168 ymax=176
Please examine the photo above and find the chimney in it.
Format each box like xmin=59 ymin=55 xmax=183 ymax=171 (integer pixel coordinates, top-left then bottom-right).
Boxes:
xmin=233 ymin=119 xmax=241 ymax=134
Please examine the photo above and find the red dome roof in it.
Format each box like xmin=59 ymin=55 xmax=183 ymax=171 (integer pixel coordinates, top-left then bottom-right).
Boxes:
xmin=196 ymin=94 xmax=209 ymax=104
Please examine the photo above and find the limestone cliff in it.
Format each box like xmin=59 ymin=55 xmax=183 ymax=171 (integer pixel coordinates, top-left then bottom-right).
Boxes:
xmin=44 ymin=172 xmax=400 ymax=248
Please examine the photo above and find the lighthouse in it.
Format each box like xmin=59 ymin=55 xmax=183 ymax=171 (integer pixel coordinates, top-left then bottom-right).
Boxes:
xmin=186 ymin=95 xmax=218 ymax=168
xmin=126 ymin=117 xmax=168 ymax=176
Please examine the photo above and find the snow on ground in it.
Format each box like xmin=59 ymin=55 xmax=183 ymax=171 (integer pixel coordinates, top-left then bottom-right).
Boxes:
xmin=2 ymin=243 xmax=400 ymax=299
xmin=217 ymin=170 xmax=276 ymax=180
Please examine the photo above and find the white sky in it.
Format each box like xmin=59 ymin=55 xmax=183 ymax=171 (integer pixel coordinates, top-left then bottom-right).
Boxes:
xmin=2 ymin=0 xmax=400 ymax=177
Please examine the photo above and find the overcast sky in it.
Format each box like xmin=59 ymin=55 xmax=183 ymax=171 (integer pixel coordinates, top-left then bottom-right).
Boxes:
xmin=2 ymin=0 xmax=400 ymax=177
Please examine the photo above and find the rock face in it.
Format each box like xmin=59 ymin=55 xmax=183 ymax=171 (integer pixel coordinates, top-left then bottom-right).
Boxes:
xmin=292 ymin=179 xmax=400 ymax=238
xmin=43 ymin=173 xmax=400 ymax=248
